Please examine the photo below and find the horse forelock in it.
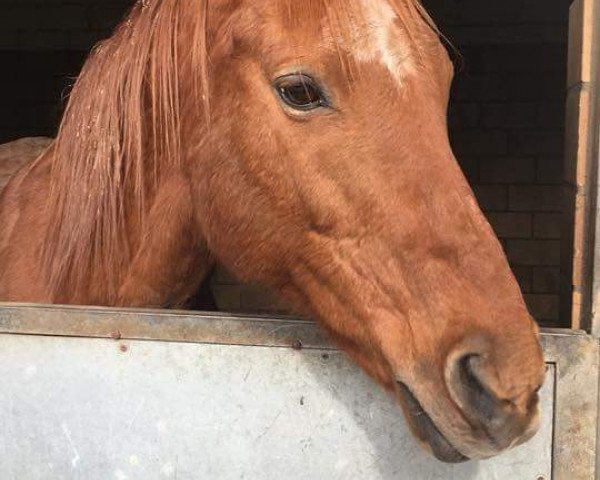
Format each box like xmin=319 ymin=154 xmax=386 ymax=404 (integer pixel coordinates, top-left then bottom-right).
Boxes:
xmin=279 ymin=0 xmax=441 ymax=73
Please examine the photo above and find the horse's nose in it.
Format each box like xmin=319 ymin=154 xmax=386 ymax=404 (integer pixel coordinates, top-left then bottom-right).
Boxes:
xmin=445 ymin=348 xmax=541 ymax=450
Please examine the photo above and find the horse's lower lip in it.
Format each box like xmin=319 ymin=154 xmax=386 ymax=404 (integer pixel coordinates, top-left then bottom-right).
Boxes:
xmin=397 ymin=382 xmax=469 ymax=464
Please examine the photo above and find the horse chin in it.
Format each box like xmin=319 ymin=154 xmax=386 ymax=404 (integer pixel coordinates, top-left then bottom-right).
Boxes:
xmin=396 ymin=382 xmax=469 ymax=464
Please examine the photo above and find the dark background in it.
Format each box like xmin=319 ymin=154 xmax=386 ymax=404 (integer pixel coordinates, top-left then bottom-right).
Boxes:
xmin=0 ymin=0 xmax=571 ymax=327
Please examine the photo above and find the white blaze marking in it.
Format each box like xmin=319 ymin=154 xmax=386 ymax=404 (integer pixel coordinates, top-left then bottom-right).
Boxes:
xmin=354 ymin=0 xmax=413 ymax=83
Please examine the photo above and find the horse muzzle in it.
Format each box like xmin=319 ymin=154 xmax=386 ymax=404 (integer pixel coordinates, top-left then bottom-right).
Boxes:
xmin=397 ymin=371 xmax=541 ymax=463
xmin=395 ymin=334 xmax=544 ymax=463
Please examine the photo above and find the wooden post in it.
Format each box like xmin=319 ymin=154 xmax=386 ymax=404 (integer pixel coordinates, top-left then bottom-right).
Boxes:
xmin=565 ymin=0 xmax=600 ymax=332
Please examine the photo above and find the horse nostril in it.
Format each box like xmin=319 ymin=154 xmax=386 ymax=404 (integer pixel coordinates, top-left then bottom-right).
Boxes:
xmin=444 ymin=336 xmax=544 ymax=452
xmin=447 ymin=351 xmax=541 ymax=450
xmin=456 ymin=354 xmax=500 ymax=423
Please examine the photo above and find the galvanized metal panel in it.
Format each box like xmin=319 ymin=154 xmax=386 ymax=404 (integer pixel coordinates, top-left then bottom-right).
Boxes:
xmin=0 ymin=304 xmax=597 ymax=479
xmin=0 ymin=334 xmax=553 ymax=480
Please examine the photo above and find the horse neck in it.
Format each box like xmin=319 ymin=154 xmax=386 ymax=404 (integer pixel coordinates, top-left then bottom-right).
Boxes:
xmin=43 ymin=144 xmax=211 ymax=307
xmin=109 ymin=166 xmax=214 ymax=309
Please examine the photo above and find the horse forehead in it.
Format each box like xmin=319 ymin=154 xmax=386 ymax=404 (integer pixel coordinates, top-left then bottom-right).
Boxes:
xmin=355 ymin=0 xmax=414 ymax=81
xmin=324 ymin=0 xmax=415 ymax=83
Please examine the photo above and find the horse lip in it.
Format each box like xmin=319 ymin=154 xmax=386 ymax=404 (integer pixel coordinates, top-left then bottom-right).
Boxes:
xmin=396 ymin=381 xmax=469 ymax=464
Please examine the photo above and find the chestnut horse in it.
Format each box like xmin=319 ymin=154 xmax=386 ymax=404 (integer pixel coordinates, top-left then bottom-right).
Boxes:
xmin=0 ymin=0 xmax=545 ymax=463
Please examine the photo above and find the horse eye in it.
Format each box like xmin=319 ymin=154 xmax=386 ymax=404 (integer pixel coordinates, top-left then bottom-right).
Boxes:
xmin=275 ymin=74 xmax=328 ymax=111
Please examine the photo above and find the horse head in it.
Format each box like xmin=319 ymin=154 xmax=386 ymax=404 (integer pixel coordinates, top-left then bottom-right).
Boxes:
xmin=182 ymin=0 xmax=545 ymax=462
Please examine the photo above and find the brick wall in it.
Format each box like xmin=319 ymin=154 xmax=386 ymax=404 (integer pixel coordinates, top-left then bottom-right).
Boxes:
xmin=0 ymin=0 xmax=130 ymax=142
xmin=0 ymin=1 xmax=571 ymax=326
xmin=424 ymin=0 xmax=570 ymax=327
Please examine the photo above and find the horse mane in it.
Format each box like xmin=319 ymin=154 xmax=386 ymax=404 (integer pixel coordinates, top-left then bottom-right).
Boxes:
xmin=45 ymin=0 xmax=208 ymax=299
xmin=43 ymin=0 xmax=440 ymax=301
